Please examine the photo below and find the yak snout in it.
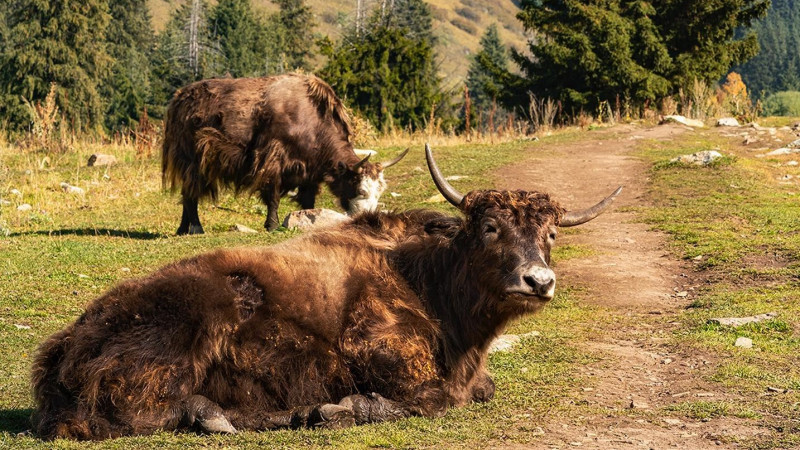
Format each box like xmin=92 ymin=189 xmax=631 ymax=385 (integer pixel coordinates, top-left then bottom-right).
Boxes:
xmin=348 ymin=173 xmax=387 ymax=215
xmin=509 ymin=265 xmax=556 ymax=300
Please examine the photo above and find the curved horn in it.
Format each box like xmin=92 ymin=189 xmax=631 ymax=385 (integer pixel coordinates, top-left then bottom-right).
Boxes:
xmin=381 ymin=148 xmax=409 ymax=169
xmin=353 ymin=154 xmax=371 ymax=170
xmin=425 ymin=143 xmax=464 ymax=207
xmin=560 ymin=186 xmax=623 ymax=227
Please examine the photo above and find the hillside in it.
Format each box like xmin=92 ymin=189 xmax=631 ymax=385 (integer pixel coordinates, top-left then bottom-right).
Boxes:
xmin=145 ymin=0 xmax=528 ymax=84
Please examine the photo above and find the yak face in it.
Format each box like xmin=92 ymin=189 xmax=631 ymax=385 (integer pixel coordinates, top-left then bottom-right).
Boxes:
xmin=463 ymin=190 xmax=565 ymax=306
xmin=332 ymin=162 xmax=387 ymax=215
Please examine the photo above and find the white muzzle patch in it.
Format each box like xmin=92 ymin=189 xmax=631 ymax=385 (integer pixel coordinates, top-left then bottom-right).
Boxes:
xmin=348 ymin=173 xmax=386 ymax=214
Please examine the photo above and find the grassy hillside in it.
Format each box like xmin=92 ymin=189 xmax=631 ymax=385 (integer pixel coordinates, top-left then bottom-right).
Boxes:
xmin=145 ymin=0 xmax=528 ymax=84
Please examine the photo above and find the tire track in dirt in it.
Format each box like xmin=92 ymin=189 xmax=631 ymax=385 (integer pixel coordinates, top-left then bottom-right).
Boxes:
xmin=494 ymin=124 xmax=767 ymax=449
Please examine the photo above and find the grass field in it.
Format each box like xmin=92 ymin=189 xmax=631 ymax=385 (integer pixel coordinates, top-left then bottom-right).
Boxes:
xmin=1 ymin=123 xmax=800 ymax=448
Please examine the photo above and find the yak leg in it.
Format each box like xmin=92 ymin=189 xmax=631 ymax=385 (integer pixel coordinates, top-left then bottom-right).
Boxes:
xmin=259 ymin=185 xmax=281 ymax=231
xmin=177 ymin=195 xmax=204 ymax=235
xmin=181 ymin=395 xmax=236 ymax=434
xmin=295 ymin=184 xmax=318 ymax=210
xmin=227 ymin=403 xmax=355 ymax=431
xmin=337 ymin=381 xmax=449 ymax=425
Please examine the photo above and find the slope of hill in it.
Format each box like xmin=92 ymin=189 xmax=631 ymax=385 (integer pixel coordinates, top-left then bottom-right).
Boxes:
xmin=145 ymin=0 xmax=528 ymax=84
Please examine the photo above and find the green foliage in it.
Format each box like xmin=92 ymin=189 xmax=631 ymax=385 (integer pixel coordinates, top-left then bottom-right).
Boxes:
xmin=762 ymin=90 xmax=800 ymax=116
xmin=103 ymin=0 xmax=155 ymax=130
xmin=508 ymin=0 xmax=769 ymax=115
xmin=273 ymin=0 xmax=316 ymax=71
xmin=0 ymin=0 xmax=114 ymax=132
xmin=210 ymin=0 xmax=272 ymax=77
xmin=466 ymin=24 xmax=510 ymax=112
xmin=735 ymin=0 xmax=800 ymax=98
xmin=320 ymin=0 xmax=441 ymax=131
xmin=149 ymin=0 xmax=223 ymax=117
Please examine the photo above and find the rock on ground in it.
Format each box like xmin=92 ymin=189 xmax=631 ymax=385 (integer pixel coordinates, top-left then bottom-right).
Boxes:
xmin=60 ymin=182 xmax=85 ymax=195
xmin=670 ymin=150 xmax=723 ymax=165
xmin=709 ymin=312 xmax=777 ymax=327
xmin=87 ymin=154 xmax=118 ymax=167
xmin=660 ymin=115 xmax=705 ymax=128
xmin=734 ymin=337 xmax=753 ymax=348
xmin=230 ymin=224 xmax=257 ymax=233
xmin=716 ymin=117 xmax=740 ymax=127
xmin=282 ymin=209 xmax=349 ymax=230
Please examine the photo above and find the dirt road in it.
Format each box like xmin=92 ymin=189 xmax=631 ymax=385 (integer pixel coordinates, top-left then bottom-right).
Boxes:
xmin=495 ymin=124 xmax=765 ymax=449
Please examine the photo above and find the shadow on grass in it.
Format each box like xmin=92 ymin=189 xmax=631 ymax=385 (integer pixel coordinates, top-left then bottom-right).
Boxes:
xmin=10 ymin=228 xmax=167 ymax=240
xmin=0 ymin=408 xmax=32 ymax=434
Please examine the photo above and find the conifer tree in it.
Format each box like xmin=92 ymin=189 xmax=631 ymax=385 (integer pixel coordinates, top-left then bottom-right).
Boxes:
xmin=211 ymin=0 xmax=272 ymax=77
xmin=273 ymin=0 xmax=316 ymax=71
xmin=104 ymin=0 xmax=155 ymax=130
xmin=466 ymin=24 xmax=510 ymax=114
xmin=0 ymin=0 xmax=113 ymax=131
xmin=320 ymin=0 xmax=440 ymax=130
xmin=508 ymin=0 xmax=769 ymax=115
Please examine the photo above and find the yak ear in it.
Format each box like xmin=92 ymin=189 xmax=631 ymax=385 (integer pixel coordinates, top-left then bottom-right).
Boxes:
xmin=424 ymin=216 xmax=461 ymax=238
xmin=336 ymin=161 xmax=348 ymax=174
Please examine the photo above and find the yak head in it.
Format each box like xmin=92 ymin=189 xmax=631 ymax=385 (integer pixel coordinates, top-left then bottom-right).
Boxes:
xmin=425 ymin=144 xmax=622 ymax=311
xmin=332 ymin=149 xmax=409 ymax=215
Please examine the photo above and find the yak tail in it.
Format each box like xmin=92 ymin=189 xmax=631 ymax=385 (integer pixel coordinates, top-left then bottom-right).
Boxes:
xmin=31 ymin=329 xmax=108 ymax=440
xmin=306 ymin=75 xmax=354 ymax=139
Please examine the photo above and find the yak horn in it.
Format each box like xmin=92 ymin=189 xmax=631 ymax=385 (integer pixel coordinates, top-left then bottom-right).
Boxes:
xmin=560 ymin=186 xmax=623 ymax=227
xmin=381 ymin=148 xmax=409 ymax=169
xmin=353 ymin=154 xmax=371 ymax=170
xmin=425 ymin=143 xmax=464 ymax=207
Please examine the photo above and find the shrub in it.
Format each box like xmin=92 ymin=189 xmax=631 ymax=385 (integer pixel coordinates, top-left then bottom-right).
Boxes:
xmin=762 ymin=91 xmax=800 ymax=116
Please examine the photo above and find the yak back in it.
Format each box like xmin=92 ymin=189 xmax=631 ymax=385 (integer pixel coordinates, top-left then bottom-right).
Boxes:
xmin=162 ymin=73 xmax=357 ymax=201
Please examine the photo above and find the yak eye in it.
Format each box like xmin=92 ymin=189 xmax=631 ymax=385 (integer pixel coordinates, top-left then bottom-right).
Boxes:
xmin=484 ymin=223 xmax=498 ymax=234
xmin=549 ymin=232 xmax=556 ymax=240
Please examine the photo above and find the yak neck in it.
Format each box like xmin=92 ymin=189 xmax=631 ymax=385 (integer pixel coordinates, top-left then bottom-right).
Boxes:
xmin=392 ymin=230 xmax=511 ymax=374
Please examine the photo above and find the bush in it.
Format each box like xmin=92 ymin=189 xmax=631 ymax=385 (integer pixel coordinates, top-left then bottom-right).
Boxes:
xmin=451 ymin=17 xmax=477 ymax=35
xmin=762 ymin=91 xmax=800 ymax=116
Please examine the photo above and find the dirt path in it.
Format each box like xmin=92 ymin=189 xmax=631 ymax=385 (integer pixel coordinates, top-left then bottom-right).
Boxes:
xmin=495 ymin=124 xmax=765 ymax=449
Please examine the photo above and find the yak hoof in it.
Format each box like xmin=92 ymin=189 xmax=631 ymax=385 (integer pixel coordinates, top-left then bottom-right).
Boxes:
xmin=177 ymin=224 xmax=205 ymax=235
xmin=183 ymin=395 xmax=236 ymax=434
xmin=313 ymin=404 xmax=355 ymax=429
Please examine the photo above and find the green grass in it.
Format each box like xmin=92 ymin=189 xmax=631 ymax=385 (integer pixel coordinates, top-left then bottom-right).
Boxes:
xmin=636 ymin=125 xmax=800 ymax=449
xmin=0 ymin=132 xmax=617 ymax=448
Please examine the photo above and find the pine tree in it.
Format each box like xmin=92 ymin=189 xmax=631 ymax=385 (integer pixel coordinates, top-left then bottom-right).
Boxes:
xmin=150 ymin=0 xmax=222 ymax=117
xmin=320 ymin=0 xmax=440 ymax=131
xmin=509 ymin=0 xmax=769 ymax=115
xmin=273 ymin=0 xmax=315 ymax=71
xmin=466 ymin=24 xmax=510 ymax=116
xmin=104 ymin=0 xmax=155 ymax=130
xmin=211 ymin=0 xmax=272 ymax=77
xmin=0 ymin=0 xmax=113 ymax=131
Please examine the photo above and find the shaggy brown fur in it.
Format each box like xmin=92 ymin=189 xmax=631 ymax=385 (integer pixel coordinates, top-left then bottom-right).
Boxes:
xmin=162 ymin=73 xmax=387 ymax=234
xmin=32 ymin=190 xmax=579 ymax=440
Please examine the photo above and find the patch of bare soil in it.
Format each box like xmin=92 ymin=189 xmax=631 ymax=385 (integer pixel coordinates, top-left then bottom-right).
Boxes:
xmin=495 ymin=124 xmax=769 ymax=449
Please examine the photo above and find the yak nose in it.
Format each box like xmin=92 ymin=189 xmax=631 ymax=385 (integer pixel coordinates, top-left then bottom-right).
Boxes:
xmin=522 ymin=268 xmax=556 ymax=299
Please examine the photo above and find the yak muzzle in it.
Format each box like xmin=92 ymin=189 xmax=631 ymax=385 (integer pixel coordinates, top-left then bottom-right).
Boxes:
xmin=507 ymin=266 xmax=556 ymax=300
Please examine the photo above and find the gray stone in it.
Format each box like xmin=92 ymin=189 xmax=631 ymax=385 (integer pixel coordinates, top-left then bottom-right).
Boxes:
xmin=716 ymin=117 xmax=740 ymax=127
xmin=353 ymin=149 xmax=377 ymax=158
xmin=786 ymin=139 xmax=800 ymax=148
xmin=282 ymin=208 xmax=349 ymax=230
xmin=230 ymin=223 xmax=258 ymax=233
xmin=17 ymin=203 xmax=32 ymax=211
xmin=670 ymin=150 xmax=723 ymax=166
xmin=87 ymin=154 xmax=117 ymax=167
xmin=488 ymin=334 xmax=521 ymax=353
xmin=60 ymin=182 xmax=85 ymax=195
xmin=764 ymin=148 xmax=800 ymax=156
xmin=661 ymin=115 xmax=705 ymax=128
xmin=734 ymin=337 xmax=753 ymax=348
xmin=709 ymin=312 xmax=777 ymax=327
xmin=10 ymin=189 xmax=21 ymax=197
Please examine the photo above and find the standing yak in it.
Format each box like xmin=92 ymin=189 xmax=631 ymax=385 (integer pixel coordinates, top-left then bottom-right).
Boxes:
xmin=32 ymin=145 xmax=622 ymax=440
xmin=162 ymin=73 xmax=408 ymax=234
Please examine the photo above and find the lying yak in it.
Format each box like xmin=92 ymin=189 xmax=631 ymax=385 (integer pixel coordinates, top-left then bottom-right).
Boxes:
xmin=32 ymin=144 xmax=622 ymax=439
xmin=162 ymin=73 xmax=407 ymax=234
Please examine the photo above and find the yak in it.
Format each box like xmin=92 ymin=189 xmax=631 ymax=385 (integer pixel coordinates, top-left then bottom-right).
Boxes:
xmin=31 ymin=144 xmax=622 ymax=440
xmin=162 ymin=73 xmax=408 ymax=234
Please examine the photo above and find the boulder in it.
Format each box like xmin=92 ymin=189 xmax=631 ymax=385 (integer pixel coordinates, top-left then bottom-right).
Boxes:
xmin=660 ymin=115 xmax=705 ymax=128
xmin=786 ymin=138 xmax=800 ymax=148
xmin=87 ymin=154 xmax=118 ymax=167
xmin=670 ymin=150 xmax=723 ymax=165
xmin=282 ymin=208 xmax=349 ymax=230
xmin=734 ymin=337 xmax=753 ymax=348
xmin=764 ymin=148 xmax=800 ymax=156
xmin=708 ymin=312 xmax=777 ymax=327
xmin=716 ymin=117 xmax=740 ymax=127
